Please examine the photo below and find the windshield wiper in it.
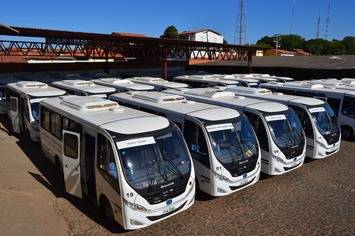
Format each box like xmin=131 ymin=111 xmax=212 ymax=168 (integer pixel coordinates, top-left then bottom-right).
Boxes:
xmin=146 ymin=160 xmax=158 ymax=192
xmin=161 ymin=149 xmax=183 ymax=180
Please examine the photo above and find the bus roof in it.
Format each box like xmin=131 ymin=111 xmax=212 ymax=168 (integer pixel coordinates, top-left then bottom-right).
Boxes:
xmin=225 ymin=87 xmax=325 ymax=106
xmin=127 ymin=77 xmax=189 ymax=89
xmin=110 ymin=91 xmax=241 ymax=121
xmin=51 ymin=80 xmax=116 ymax=93
xmin=163 ymin=88 xmax=289 ymax=113
xmin=225 ymin=86 xmax=272 ymax=95
xmin=174 ymin=75 xmax=240 ymax=85
xmin=41 ymin=96 xmax=170 ymax=134
xmin=261 ymin=81 xmax=355 ymax=96
xmin=6 ymin=81 xmax=67 ymax=97
xmin=91 ymin=78 xmax=155 ymax=91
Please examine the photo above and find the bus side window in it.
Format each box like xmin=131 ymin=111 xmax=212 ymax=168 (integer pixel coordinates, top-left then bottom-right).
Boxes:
xmin=40 ymin=106 xmax=50 ymax=131
xmin=174 ymin=122 xmax=182 ymax=130
xmin=63 ymin=117 xmax=81 ymax=133
xmin=245 ymin=112 xmax=269 ymax=152
xmin=290 ymin=105 xmax=313 ymax=139
xmin=341 ymin=96 xmax=355 ymax=118
xmin=50 ymin=111 xmax=62 ymax=139
xmin=184 ymin=120 xmax=209 ymax=168
xmin=97 ymin=133 xmax=118 ymax=180
xmin=327 ymin=98 xmax=341 ymax=116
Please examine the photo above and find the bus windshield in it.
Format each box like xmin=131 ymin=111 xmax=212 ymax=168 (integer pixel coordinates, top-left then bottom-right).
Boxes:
xmin=309 ymin=105 xmax=340 ymax=136
xmin=117 ymin=129 xmax=191 ymax=191
xmin=29 ymin=99 xmax=43 ymax=122
xmin=207 ymin=117 xmax=259 ymax=169
xmin=266 ymin=111 xmax=305 ymax=150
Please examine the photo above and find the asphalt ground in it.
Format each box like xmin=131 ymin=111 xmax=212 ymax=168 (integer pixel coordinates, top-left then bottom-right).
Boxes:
xmin=0 ymin=115 xmax=354 ymax=236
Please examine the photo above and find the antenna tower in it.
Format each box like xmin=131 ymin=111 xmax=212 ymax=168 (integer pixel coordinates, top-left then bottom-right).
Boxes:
xmin=291 ymin=0 xmax=295 ymax=34
xmin=316 ymin=15 xmax=321 ymax=39
xmin=325 ymin=1 xmax=330 ymax=40
xmin=234 ymin=0 xmax=247 ymax=45
xmin=316 ymin=6 xmax=321 ymax=39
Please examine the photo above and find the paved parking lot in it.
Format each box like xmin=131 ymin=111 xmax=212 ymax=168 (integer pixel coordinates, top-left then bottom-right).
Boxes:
xmin=0 ymin=115 xmax=354 ymax=236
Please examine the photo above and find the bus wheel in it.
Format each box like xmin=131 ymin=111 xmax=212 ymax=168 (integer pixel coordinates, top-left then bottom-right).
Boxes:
xmin=55 ymin=156 xmax=63 ymax=173
xmin=101 ymin=198 xmax=114 ymax=221
xmin=341 ymin=126 xmax=353 ymax=140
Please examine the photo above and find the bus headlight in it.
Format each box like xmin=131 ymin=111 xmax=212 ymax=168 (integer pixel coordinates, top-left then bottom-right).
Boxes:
xmin=213 ymin=172 xmax=230 ymax=182
xmin=316 ymin=140 xmax=327 ymax=148
xmin=271 ymin=154 xmax=286 ymax=164
xmin=124 ymin=200 xmax=147 ymax=212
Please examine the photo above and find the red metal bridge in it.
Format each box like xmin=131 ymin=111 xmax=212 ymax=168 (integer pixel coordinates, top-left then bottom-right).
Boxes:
xmin=0 ymin=25 xmax=265 ymax=79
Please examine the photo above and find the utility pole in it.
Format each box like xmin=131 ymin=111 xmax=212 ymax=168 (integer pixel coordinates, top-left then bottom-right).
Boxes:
xmin=273 ymin=34 xmax=281 ymax=56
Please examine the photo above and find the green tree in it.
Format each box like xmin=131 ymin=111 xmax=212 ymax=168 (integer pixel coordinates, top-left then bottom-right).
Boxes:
xmin=328 ymin=40 xmax=346 ymax=55
xmin=303 ymin=39 xmax=329 ymax=55
xmin=161 ymin=26 xmax=180 ymax=39
xmin=279 ymin=34 xmax=305 ymax=50
xmin=256 ymin=36 xmax=273 ymax=47
xmin=342 ymin=36 xmax=355 ymax=54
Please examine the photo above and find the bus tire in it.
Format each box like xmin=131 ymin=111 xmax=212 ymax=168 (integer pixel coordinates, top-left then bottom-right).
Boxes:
xmin=55 ymin=156 xmax=63 ymax=173
xmin=341 ymin=126 xmax=353 ymax=140
xmin=101 ymin=197 xmax=114 ymax=222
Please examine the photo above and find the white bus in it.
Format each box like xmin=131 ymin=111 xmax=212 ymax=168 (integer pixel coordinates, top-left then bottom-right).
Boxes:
xmin=341 ymin=78 xmax=355 ymax=86
xmin=260 ymin=82 xmax=355 ymax=139
xmin=163 ymin=88 xmax=306 ymax=175
xmin=0 ymin=76 xmax=19 ymax=114
xmin=125 ymin=77 xmax=189 ymax=91
xmin=91 ymin=78 xmax=155 ymax=92
xmin=110 ymin=92 xmax=261 ymax=197
xmin=39 ymin=95 xmax=195 ymax=230
xmin=51 ymin=79 xmax=116 ymax=98
xmin=224 ymin=86 xmax=341 ymax=159
xmin=228 ymin=77 xmax=260 ymax=88
xmin=271 ymin=76 xmax=295 ymax=83
xmin=208 ymin=74 xmax=260 ymax=88
xmin=172 ymin=75 xmax=240 ymax=88
xmin=239 ymin=74 xmax=278 ymax=84
xmin=304 ymin=79 xmax=355 ymax=91
xmin=5 ymin=81 xmax=67 ymax=141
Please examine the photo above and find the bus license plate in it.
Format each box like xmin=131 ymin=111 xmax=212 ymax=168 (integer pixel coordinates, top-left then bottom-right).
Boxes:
xmin=163 ymin=206 xmax=175 ymax=214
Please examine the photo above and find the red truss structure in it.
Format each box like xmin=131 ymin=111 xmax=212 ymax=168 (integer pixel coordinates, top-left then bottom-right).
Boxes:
xmin=0 ymin=26 xmax=266 ymax=78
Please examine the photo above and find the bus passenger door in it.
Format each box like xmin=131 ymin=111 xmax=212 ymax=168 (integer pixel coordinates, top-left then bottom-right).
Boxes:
xmin=62 ymin=130 xmax=83 ymax=198
xmin=10 ymin=96 xmax=20 ymax=133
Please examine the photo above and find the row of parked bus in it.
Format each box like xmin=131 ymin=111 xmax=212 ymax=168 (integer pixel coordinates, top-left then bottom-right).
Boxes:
xmin=0 ymin=72 xmax=353 ymax=230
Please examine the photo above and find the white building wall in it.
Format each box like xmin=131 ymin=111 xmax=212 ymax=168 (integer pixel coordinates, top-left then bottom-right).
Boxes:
xmin=194 ymin=31 xmax=223 ymax=43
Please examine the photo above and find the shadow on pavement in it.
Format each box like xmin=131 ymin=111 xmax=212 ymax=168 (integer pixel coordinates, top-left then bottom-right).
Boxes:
xmin=0 ymin=115 xmax=125 ymax=234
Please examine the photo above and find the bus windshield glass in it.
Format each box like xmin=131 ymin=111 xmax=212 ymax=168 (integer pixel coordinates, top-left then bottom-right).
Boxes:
xmin=309 ymin=105 xmax=340 ymax=136
xmin=266 ymin=111 xmax=304 ymax=149
xmin=207 ymin=117 xmax=258 ymax=169
xmin=29 ymin=98 xmax=45 ymax=122
xmin=117 ymin=129 xmax=191 ymax=191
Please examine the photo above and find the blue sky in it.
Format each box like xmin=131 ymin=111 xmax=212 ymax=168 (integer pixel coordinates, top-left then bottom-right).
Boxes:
xmin=1 ymin=0 xmax=353 ymax=44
